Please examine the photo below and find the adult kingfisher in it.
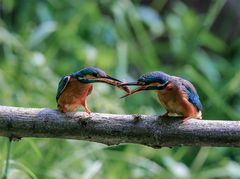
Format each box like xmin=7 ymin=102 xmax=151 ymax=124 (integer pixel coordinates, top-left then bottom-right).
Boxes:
xmin=120 ymin=71 xmax=202 ymax=120
xmin=56 ymin=67 xmax=130 ymax=113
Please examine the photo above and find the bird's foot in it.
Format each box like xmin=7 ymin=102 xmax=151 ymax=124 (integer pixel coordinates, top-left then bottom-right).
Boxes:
xmin=182 ymin=116 xmax=195 ymax=123
xmin=84 ymin=110 xmax=92 ymax=119
xmin=83 ymin=104 xmax=91 ymax=115
xmin=159 ymin=112 xmax=170 ymax=119
xmin=85 ymin=110 xmax=91 ymax=115
xmin=57 ymin=105 xmax=68 ymax=113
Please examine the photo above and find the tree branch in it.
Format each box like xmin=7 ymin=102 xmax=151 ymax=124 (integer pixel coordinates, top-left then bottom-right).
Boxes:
xmin=0 ymin=105 xmax=240 ymax=147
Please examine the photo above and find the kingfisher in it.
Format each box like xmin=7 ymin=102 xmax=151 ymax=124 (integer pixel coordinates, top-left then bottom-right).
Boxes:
xmin=120 ymin=71 xmax=202 ymax=120
xmin=56 ymin=67 xmax=130 ymax=113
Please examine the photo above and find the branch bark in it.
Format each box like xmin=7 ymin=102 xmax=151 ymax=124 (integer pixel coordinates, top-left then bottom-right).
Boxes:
xmin=0 ymin=105 xmax=240 ymax=147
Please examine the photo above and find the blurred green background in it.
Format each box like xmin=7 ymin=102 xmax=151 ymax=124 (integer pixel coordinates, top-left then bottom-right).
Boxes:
xmin=1 ymin=0 xmax=240 ymax=178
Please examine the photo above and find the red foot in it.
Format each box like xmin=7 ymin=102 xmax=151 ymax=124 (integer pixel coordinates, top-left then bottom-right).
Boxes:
xmin=159 ymin=112 xmax=170 ymax=119
xmin=84 ymin=105 xmax=91 ymax=115
xmin=58 ymin=105 xmax=67 ymax=113
xmin=182 ymin=116 xmax=196 ymax=123
xmin=85 ymin=110 xmax=91 ymax=115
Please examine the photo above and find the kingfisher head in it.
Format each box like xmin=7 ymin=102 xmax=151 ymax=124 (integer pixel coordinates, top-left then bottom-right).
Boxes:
xmin=120 ymin=71 xmax=170 ymax=98
xmin=73 ymin=67 xmax=130 ymax=93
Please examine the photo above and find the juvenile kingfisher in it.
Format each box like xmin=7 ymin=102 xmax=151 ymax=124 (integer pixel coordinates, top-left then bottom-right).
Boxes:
xmin=120 ymin=71 xmax=202 ymax=120
xmin=56 ymin=67 xmax=130 ymax=113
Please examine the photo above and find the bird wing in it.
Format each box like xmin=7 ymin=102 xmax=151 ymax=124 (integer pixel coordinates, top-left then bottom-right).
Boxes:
xmin=56 ymin=75 xmax=71 ymax=101
xmin=180 ymin=79 xmax=202 ymax=111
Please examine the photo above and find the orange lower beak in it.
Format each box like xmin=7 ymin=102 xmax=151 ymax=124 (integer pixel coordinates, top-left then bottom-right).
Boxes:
xmin=120 ymin=86 xmax=146 ymax=98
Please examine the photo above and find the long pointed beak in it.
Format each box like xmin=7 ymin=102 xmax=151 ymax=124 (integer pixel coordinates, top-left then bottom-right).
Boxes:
xmin=119 ymin=81 xmax=169 ymax=98
xmin=89 ymin=76 xmax=130 ymax=93
xmin=118 ymin=82 xmax=140 ymax=86
xmin=105 ymin=75 xmax=121 ymax=82
xmin=120 ymin=82 xmax=147 ymax=98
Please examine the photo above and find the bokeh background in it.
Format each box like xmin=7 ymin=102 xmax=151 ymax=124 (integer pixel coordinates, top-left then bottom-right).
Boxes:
xmin=1 ymin=0 xmax=240 ymax=178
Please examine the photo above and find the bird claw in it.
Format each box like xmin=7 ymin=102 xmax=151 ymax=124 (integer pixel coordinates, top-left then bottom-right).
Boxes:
xmin=85 ymin=109 xmax=91 ymax=115
xmin=159 ymin=112 xmax=170 ymax=119
xmin=182 ymin=116 xmax=194 ymax=123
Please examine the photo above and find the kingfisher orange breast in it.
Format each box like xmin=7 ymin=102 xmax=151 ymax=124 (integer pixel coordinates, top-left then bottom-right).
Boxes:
xmin=57 ymin=78 xmax=93 ymax=112
xmin=157 ymin=84 xmax=199 ymax=117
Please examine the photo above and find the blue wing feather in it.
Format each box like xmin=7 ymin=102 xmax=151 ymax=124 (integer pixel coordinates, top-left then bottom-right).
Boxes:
xmin=181 ymin=79 xmax=202 ymax=111
xmin=56 ymin=75 xmax=71 ymax=101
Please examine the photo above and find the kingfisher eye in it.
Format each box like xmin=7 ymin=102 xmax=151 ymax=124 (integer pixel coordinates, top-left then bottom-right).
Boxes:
xmin=92 ymin=74 xmax=97 ymax=77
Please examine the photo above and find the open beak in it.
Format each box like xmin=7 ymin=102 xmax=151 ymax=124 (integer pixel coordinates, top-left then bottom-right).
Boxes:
xmin=119 ymin=82 xmax=146 ymax=98
xmin=89 ymin=75 xmax=130 ymax=93
xmin=119 ymin=81 xmax=169 ymax=98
